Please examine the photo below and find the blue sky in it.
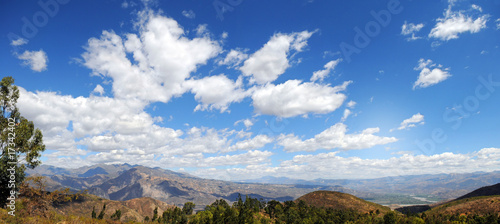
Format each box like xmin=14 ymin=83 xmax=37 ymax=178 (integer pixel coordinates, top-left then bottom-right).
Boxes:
xmin=1 ymin=0 xmax=500 ymax=180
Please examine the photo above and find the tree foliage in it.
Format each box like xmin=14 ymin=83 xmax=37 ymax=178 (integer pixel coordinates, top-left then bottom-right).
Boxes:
xmin=0 ymin=76 xmax=45 ymax=207
xmin=97 ymin=203 xmax=106 ymax=220
xmin=183 ymin=202 xmax=195 ymax=215
xmin=110 ymin=209 xmax=122 ymax=220
xmin=18 ymin=175 xmax=72 ymax=217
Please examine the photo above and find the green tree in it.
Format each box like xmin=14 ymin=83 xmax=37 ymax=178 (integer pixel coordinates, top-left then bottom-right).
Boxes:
xmin=111 ymin=209 xmax=121 ymax=220
xmin=0 ymin=76 xmax=45 ymax=207
xmin=91 ymin=206 xmax=96 ymax=219
xmin=383 ymin=211 xmax=397 ymax=224
xmin=97 ymin=203 xmax=106 ymax=220
xmin=152 ymin=206 xmax=158 ymax=222
xmin=183 ymin=201 xmax=195 ymax=215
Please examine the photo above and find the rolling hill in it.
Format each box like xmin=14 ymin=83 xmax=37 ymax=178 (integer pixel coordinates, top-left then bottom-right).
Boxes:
xmin=456 ymin=182 xmax=500 ymax=200
xmin=396 ymin=182 xmax=500 ymax=215
xmin=425 ymin=195 xmax=500 ymax=216
xmin=296 ymin=190 xmax=391 ymax=214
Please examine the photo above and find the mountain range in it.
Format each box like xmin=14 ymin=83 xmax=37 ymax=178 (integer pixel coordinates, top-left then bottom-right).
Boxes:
xmin=26 ymin=164 xmax=500 ymax=208
xmin=27 ymin=164 xmax=352 ymax=208
xmin=241 ymin=171 xmax=500 ymax=200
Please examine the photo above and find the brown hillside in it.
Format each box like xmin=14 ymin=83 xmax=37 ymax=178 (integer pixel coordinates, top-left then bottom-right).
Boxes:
xmin=295 ymin=190 xmax=391 ymax=214
xmin=53 ymin=194 xmax=173 ymax=222
xmin=426 ymin=195 xmax=500 ymax=216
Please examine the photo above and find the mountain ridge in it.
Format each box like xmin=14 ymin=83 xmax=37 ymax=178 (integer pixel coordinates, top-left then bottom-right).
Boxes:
xmin=26 ymin=163 xmax=500 ymax=208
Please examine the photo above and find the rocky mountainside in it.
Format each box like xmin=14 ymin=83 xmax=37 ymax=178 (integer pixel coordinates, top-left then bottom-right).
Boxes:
xmin=29 ymin=164 xmax=355 ymax=209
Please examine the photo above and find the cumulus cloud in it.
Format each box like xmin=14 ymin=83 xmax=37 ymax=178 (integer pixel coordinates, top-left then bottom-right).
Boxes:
xmin=413 ymin=58 xmax=451 ymax=90
xmin=184 ymin=75 xmax=248 ymax=112
xmin=17 ymin=50 xmax=48 ymax=72
xmin=401 ymin=21 xmax=424 ymax=41
xmin=82 ymin=10 xmax=221 ymax=103
xmin=252 ymin=80 xmax=351 ymax=118
xmin=392 ymin=113 xmax=424 ymax=131
xmin=310 ymin=59 xmax=341 ymax=82
xmin=218 ymin=49 xmax=248 ymax=68
xmin=496 ymin=18 xmax=500 ymax=30
xmin=18 ymin=85 xmax=277 ymax=169
xmin=240 ymin=31 xmax=315 ymax=84
xmin=278 ymin=122 xmax=397 ymax=152
xmin=182 ymin=10 xmax=196 ymax=19
xmin=192 ymin=148 xmax=500 ymax=180
xmin=428 ymin=4 xmax=488 ymax=41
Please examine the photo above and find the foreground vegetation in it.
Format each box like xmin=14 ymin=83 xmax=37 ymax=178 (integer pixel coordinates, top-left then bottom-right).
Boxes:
xmin=3 ymin=182 xmax=500 ymax=224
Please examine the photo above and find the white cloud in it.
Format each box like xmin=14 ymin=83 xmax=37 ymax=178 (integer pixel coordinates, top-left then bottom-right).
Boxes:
xmin=234 ymin=118 xmax=255 ymax=130
xmin=218 ymin=49 xmax=248 ymax=68
xmin=392 ymin=113 xmax=424 ymax=131
xmin=226 ymin=135 xmax=273 ymax=152
xmin=195 ymin=24 xmax=209 ymax=36
xmin=346 ymin=100 xmax=356 ymax=108
xmin=471 ymin=4 xmax=482 ymax=12
xmin=340 ymin=109 xmax=351 ymax=122
xmin=82 ymin=10 xmax=221 ymax=103
xmin=413 ymin=59 xmax=451 ymax=89
xmin=496 ymin=18 xmax=500 ymax=30
xmin=18 ymin=85 xmax=278 ymax=169
xmin=145 ymin=150 xmax=273 ymax=168
xmin=11 ymin=38 xmax=28 ymax=46
xmin=17 ymin=50 xmax=48 ymax=72
xmin=428 ymin=5 xmax=488 ymax=41
xmin=240 ymin=31 xmax=315 ymax=84
xmin=401 ymin=21 xmax=424 ymax=35
xmin=252 ymin=80 xmax=351 ymax=118
xmin=310 ymin=59 xmax=341 ymax=82
xmin=92 ymin=84 xmax=105 ymax=95
xmin=193 ymin=148 xmax=500 ymax=180
xmin=401 ymin=21 xmax=424 ymax=41
xmin=182 ymin=10 xmax=196 ymax=19
xmin=278 ymin=122 xmax=397 ymax=152
xmin=184 ymin=75 xmax=248 ymax=112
